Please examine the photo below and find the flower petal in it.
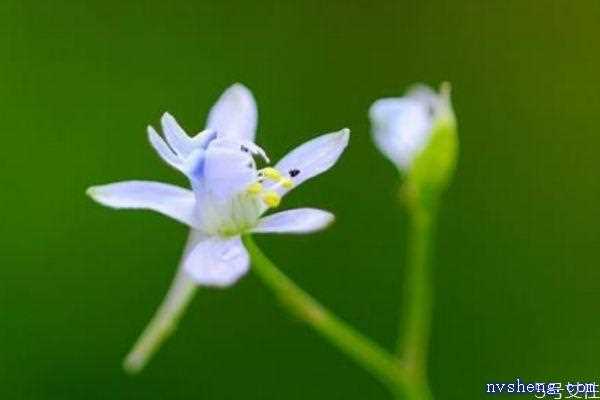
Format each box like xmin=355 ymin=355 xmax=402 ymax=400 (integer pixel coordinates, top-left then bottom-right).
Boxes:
xmin=252 ymin=208 xmax=334 ymax=234
xmin=273 ymin=129 xmax=350 ymax=196
xmin=147 ymin=126 xmax=184 ymax=171
xmin=206 ymin=83 xmax=257 ymax=141
xmin=190 ymin=129 xmax=218 ymax=149
xmin=369 ymin=91 xmax=434 ymax=171
xmin=202 ymin=143 xmax=256 ymax=201
xmin=406 ymin=84 xmax=440 ymax=110
xmin=183 ymin=236 xmax=249 ymax=287
xmin=161 ymin=112 xmax=194 ymax=156
xmin=87 ymin=181 xmax=197 ymax=227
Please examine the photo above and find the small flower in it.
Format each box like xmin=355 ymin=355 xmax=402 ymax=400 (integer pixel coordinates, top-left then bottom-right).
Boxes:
xmin=88 ymin=83 xmax=350 ymax=287
xmin=369 ymin=83 xmax=456 ymax=173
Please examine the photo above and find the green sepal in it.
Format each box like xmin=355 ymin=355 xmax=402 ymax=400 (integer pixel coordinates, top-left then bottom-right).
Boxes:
xmin=404 ymin=84 xmax=458 ymax=210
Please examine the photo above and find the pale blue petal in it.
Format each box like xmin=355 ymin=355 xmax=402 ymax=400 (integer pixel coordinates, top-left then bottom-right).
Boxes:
xmin=86 ymin=181 xmax=198 ymax=227
xmin=206 ymin=83 xmax=257 ymax=141
xmin=183 ymin=236 xmax=249 ymax=287
xmin=252 ymin=208 xmax=334 ymax=234
xmin=369 ymin=92 xmax=434 ymax=170
xmin=406 ymin=85 xmax=440 ymax=110
xmin=273 ymin=129 xmax=350 ymax=196
xmin=190 ymin=129 xmax=218 ymax=149
xmin=202 ymin=144 xmax=256 ymax=201
xmin=182 ymin=149 xmax=207 ymax=184
xmin=161 ymin=112 xmax=194 ymax=156
xmin=147 ymin=126 xmax=183 ymax=170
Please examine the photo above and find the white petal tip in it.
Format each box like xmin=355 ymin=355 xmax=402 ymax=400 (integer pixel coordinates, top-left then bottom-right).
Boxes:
xmin=161 ymin=112 xmax=174 ymax=122
xmin=334 ymin=128 xmax=351 ymax=147
xmin=219 ymin=83 xmax=252 ymax=100
xmin=224 ymin=84 xmax=255 ymax=108
xmin=195 ymin=278 xmax=239 ymax=289
xmin=229 ymin=82 xmax=250 ymax=92
xmin=313 ymin=214 xmax=336 ymax=232
xmin=85 ymin=186 xmax=99 ymax=199
xmin=318 ymin=212 xmax=335 ymax=230
xmin=252 ymin=208 xmax=336 ymax=235
xmin=184 ymin=264 xmax=246 ymax=288
xmin=86 ymin=185 xmax=112 ymax=206
xmin=122 ymin=357 xmax=142 ymax=375
xmin=85 ymin=185 xmax=113 ymax=204
xmin=147 ymin=125 xmax=158 ymax=137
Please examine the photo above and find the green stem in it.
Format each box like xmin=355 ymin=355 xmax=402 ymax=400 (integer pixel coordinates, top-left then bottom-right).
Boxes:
xmin=243 ymin=235 xmax=411 ymax=398
xmin=396 ymin=191 xmax=437 ymax=400
xmin=123 ymin=232 xmax=199 ymax=374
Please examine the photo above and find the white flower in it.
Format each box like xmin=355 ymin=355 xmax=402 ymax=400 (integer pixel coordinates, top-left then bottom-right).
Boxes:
xmin=369 ymin=84 xmax=452 ymax=172
xmin=87 ymin=83 xmax=350 ymax=287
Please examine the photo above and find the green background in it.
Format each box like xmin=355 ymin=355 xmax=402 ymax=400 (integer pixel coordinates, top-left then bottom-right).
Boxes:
xmin=2 ymin=1 xmax=599 ymax=398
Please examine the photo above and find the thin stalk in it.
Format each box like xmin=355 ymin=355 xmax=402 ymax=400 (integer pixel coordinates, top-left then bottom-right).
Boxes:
xmin=123 ymin=231 xmax=199 ymax=374
xmin=242 ymin=235 xmax=411 ymax=398
xmin=396 ymin=191 xmax=437 ymax=400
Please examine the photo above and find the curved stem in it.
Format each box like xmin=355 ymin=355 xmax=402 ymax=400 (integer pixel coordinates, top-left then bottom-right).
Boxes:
xmin=123 ymin=231 xmax=200 ymax=374
xmin=243 ymin=235 xmax=411 ymax=398
xmin=396 ymin=193 xmax=437 ymax=400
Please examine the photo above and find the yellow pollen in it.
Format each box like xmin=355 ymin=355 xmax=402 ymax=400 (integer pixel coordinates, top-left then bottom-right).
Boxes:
xmin=246 ymin=182 xmax=263 ymax=194
xmin=281 ymin=178 xmax=294 ymax=189
xmin=262 ymin=191 xmax=281 ymax=208
xmin=261 ymin=167 xmax=282 ymax=181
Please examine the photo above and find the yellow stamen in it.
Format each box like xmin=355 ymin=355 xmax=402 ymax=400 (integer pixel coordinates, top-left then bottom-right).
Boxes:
xmin=246 ymin=182 xmax=263 ymax=194
xmin=261 ymin=167 xmax=282 ymax=181
xmin=281 ymin=178 xmax=294 ymax=189
xmin=262 ymin=191 xmax=281 ymax=208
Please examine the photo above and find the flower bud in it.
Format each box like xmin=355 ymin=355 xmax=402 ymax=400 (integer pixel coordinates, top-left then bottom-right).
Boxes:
xmin=369 ymin=83 xmax=458 ymax=196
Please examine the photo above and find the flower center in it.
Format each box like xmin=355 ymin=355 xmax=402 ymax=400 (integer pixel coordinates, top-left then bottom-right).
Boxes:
xmin=245 ymin=167 xmax=294 ymax=208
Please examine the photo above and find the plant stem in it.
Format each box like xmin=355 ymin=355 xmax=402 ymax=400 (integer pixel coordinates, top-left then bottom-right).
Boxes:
xmin=123 ymin=231 xmax=199 ymax=374
xmin=242 ymin=235 xmax=411 ymax=398
xmin=396 ymin=191 xmax=437 ymax=400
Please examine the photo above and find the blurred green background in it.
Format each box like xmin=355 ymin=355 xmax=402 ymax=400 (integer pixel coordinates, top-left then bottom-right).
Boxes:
xmin=2 ymin=0 xmax=599 ymax=398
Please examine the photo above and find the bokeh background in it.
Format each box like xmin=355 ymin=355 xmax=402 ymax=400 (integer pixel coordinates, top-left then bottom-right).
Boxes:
xmin=2 ymin=1 xmax=600 ymax=398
